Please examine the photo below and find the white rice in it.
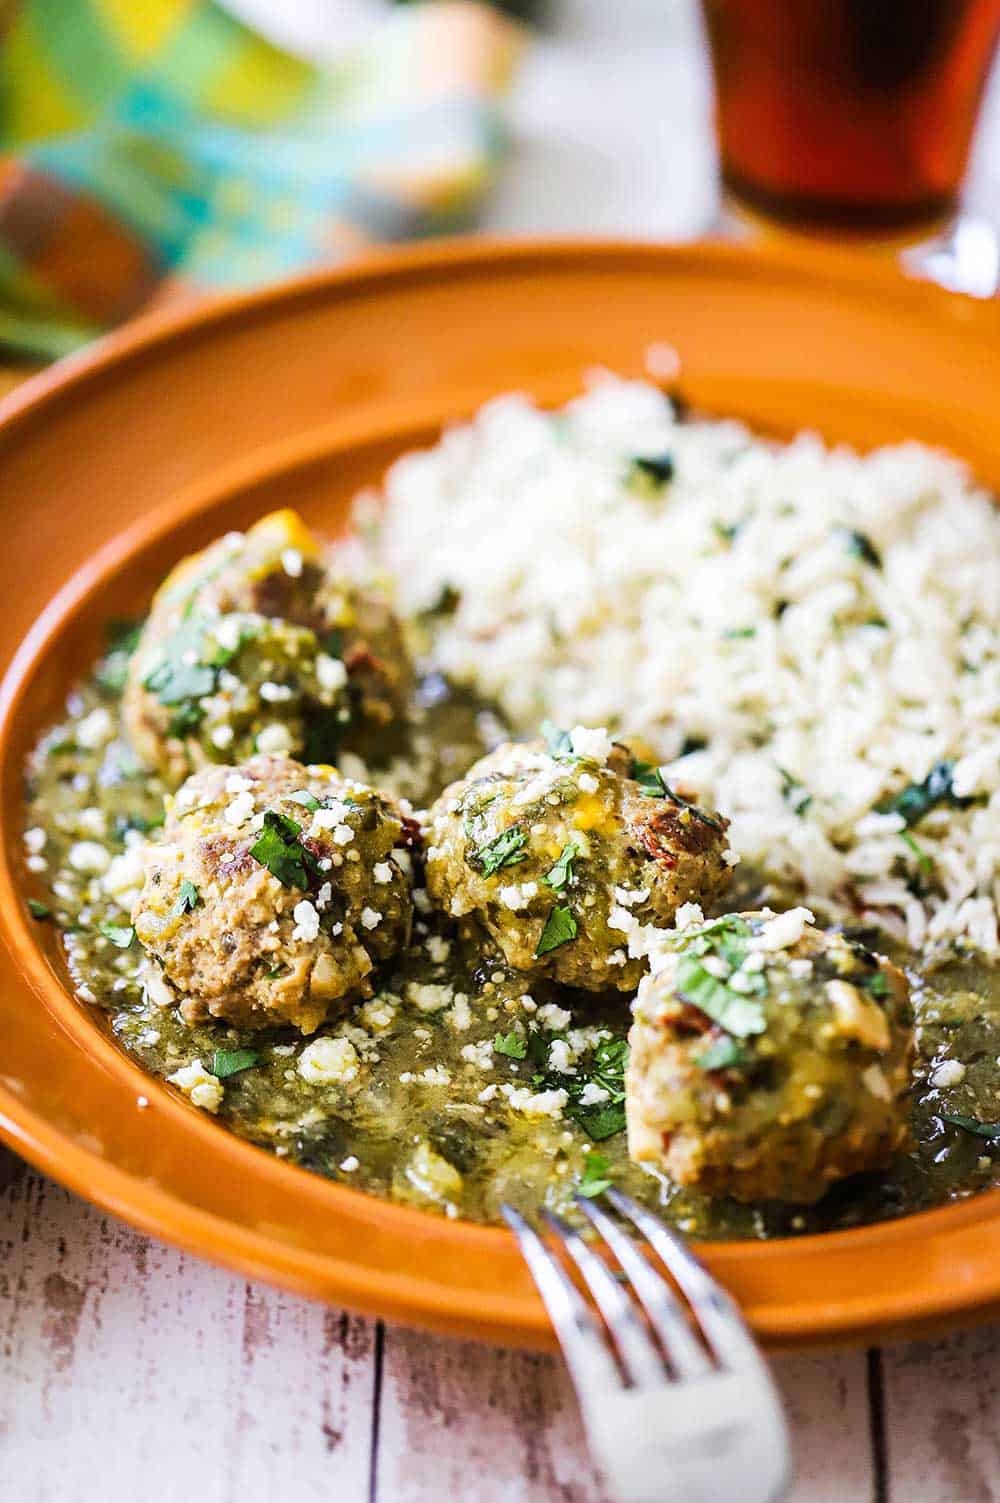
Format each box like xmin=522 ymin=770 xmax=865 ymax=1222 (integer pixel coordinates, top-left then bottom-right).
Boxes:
xmin=362 ymin=377 xmax=1000 ymax=959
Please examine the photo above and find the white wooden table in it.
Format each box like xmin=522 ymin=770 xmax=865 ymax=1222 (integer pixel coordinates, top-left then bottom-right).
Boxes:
xmin=4 ymin=3 xmax=1000 ymax=1498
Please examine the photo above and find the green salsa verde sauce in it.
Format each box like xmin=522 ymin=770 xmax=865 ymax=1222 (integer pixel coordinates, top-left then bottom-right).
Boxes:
xmin=21 ymin=637 xmax=1000 ymax=1237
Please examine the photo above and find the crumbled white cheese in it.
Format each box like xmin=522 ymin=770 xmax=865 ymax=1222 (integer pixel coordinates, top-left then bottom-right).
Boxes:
xmin=576 ymin=772 xmax=599 ymax=794
xmin=449 ymin=994 xmax=472 ymax=1031
xmin=372 ymin=862 xmax=393 ymax=885
xmin=210 ymin=724 xmax=234 ymax=749
xmin=23 ymin=827 xmax=46 ymax=854
xmin=578 ymin=1082 xmax=610 ymax=1106
xmin=167 ymin=1059 xmax=224 ymax=1114
xmin=861 ymin=1064 xmax=892 ymax=1101
xmin=141 ymin=963 xmax=174 ymax=1009
xmin=360 ymin=907 xmax=382 ymax=931
xmin=292 ymin=899 xmax=320 ymax=942
xmin=260 ymin=681 xmax=293 ymax=703
xmin=499 ymin=1084 xmax=568 ymax=1119
xmin=68 ymin=840 xmax=110 ymax=874
xmin=339 ymin=1155 xmax=360 ymax=1173
xmin=281 ymin=547 xmax=303 ymax=577
xmin=224 ymin=791 xmax=255 ymax=827
xmin=298 ymin=1036 xmax=360 ymax=1084
xmin=426 ymin=934 xmax=451 ymax=964
xmin=461 ymin=1039 xmax=494 ymax=1069
xmin=569 ymin=725 xmax=612 ymax=763
xmin=420 ymin=1065 xmax=452 ymax=1086
xmin=499 ymin=883 xmax=531 ymax=911
xmin=75 ymin=707 xmax=114 ymax=750
xmin=613 ymin=885 xmax=650 ymax=909
xmin=225 ymin=774 xmax=253 ymax=794
xmin=103 ymin=848 xmax=145 ymax=899
xmin=752 ymin=907 xmax=815 ymax=953
xmin=405 ymin=981 xmax=453 ymax=1013
xmin=547 ymin=1039 xmax=577 ymax=1075
xmin=930 ymin=1059 xmax=967 ymax=1089
xmin=332 ymin=824 xmax=355 ymax=846
xmin=537 ymin=1002 xmax=572 ymax=1031
xmin=674 ymin=903 xmax=705 ymax=929
xmin=256 ymin=723 xmax=293 ymax=754
xmin=316 ymin=653 xmax=348 ymax=692
xmin=213 ymin=617 xmax=245 ymax=652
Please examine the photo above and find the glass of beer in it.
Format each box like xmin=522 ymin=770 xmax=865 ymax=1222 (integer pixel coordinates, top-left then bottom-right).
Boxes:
xmin=701 ymin=0 xmax=1000 ymax=239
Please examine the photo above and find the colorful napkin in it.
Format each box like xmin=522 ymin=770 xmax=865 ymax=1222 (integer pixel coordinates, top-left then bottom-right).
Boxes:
xmin=0 ymin=0 xmax=521 ymax=360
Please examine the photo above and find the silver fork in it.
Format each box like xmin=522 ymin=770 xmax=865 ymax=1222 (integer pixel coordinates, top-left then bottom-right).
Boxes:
xmin=502 ymin=1189 xmax=791 ymax=1503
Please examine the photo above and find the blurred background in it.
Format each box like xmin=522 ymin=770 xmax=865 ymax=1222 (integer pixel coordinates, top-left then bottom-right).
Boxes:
xmin=0 ymin=0 xmax=997 ymax=382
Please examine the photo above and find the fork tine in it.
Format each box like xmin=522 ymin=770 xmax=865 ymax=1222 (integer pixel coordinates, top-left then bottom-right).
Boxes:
xmin=575 ymin=1196 xmax=714 ymax=1380
xmin=540 ymin=1209 xmax=666 ymax=1389
xmin=606 ymin=1189 xmax=761 ymax=1368
xmin=501 ymin=1204 xmax=622 ymax=1396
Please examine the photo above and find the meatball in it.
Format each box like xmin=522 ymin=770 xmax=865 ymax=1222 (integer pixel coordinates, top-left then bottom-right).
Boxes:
xmin=626 ymin=908 xmax=914 ymax=1203
xmin=132 ymin=754 xmax=413 ymax=1033
xmin=424 ymin=728 xmax=733 ymax=991
xmin=124 ymin=509 xmax=409 ymax=782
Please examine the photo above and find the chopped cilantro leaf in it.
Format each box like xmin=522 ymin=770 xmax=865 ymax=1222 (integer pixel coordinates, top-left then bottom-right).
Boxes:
xmin=100 ymin=923 xmax=135 ymax=949
xmin=105 ymin=619 xmax=143 ymax=656
xmin=541 ymin=720 xmax=574 ymax=759
xmin=723 ymin=626 xmax=756 ymax=640
xmin=676 ymin=953 xmax=766 ymax=1037
xmin=696 ymin=1036 xmax=748 ymax=1071
xmin=249 ymin=809 xmax=310 ymax=889
xmin=302 ymin=704 xmax=346 ymax=764
xmin=568 ymin=1038 xmax=628 ymax=1140
xmin=577 ymin=1151 xmax=612 ymax=1198
xmin=144 ymin=654 xmax=215 ymax=707
xmin=877 ymin=760 xmax=972 ymax=828
xmin=631 ymin=758 xmax=666 ymax=797
xmin=836 ymin=527 xmax=882 ymax=569
xmin=473 ymin=825 xmax=528 ymax=878
xmin=864 ymin=971 xmax=889 ymax=999
xmin=900 ymin=830 xmax=933 ymax=877
xmin=203 ymin=619 xmax=259 ymax=668
xmin=27 ymin=899 xmax=51 ymax=920
xmin=209 ymin=1048 xmax=259 ymax=1079
xmin=535 ymin=905 xmax=577 ymax=957
xmin=494 ymin=1031 xmax=527 ymax=1060
xmin=942 ymin=1114 xmax=1000 ymax=1140
xmin=167 ymin=702 xmax=205 ymax=737
xmin=422 ymin=583 xmax=461 ymax=619
xmin=778 ymin=766 xmax=813 ymax=817
xmin=633 ymin=763 xmax=724 ymax=831
xmin=541 ymin=841 xmax=579 ymax=893
xmin=172 ymin=879 xmax=200 ymax=916
xmin=289 ymin=790 xmax=320 ymax=812
xmin=628 ymin=453 xmax=674 ymax=493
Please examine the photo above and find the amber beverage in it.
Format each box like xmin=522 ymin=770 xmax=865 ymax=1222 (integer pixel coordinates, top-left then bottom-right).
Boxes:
xmin=702 ymin=0 xmax=1000 ymax=232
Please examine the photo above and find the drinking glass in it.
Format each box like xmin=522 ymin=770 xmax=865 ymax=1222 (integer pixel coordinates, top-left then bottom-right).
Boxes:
xmin=701 ymin=0 xmax=1000 ymax=256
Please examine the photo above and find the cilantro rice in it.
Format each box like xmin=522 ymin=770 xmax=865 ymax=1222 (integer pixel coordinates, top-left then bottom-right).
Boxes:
xmin=361 ymin=377 xmax=1000 ymax=959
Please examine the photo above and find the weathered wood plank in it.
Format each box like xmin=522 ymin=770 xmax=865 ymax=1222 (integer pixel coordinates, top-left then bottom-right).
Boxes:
xmin=774 ymin=1350 xmax=875 ymax=1503
xmin=882 ymin=1328 xmax=1000 ymax=1502
xmin=0 ymin=1171 xmax=376 ymax=1503
xmin=376 ymin=1326 xmax=612 ymax=1503
xmin=375 ymin=1325 xmax=874 ymax=1503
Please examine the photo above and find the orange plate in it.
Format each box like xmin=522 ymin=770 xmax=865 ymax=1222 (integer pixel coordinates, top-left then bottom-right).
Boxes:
xmin=1 ymin=239 xmax=1000 ymax=1352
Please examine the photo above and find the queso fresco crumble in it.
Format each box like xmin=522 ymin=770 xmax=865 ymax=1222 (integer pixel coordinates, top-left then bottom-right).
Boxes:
xmin=21 ymin=379 xmax=1000 ymax=1237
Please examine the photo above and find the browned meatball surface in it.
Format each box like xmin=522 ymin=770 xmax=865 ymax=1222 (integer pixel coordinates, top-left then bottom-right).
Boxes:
xmin=132 ymin=754 xmax=413 ymax=1033
xmin=124 ymin=510 xmax=409 ymax=783
xmin=627 ymin=908 xmax=914 ymax=1203
xmin=424 ymin=728 xmax=734 ymax=991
